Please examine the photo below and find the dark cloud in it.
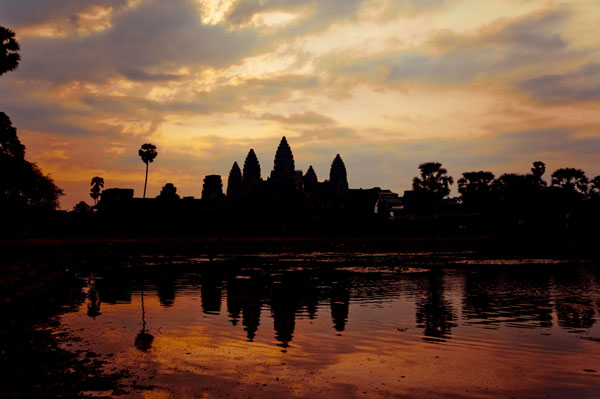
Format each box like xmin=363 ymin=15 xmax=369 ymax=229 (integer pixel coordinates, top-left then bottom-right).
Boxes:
xmin=519 ymin=63 xmax=600 ymax=104
xmin=118 ymin=67 xmax=181 ymax=82
xmin=0 ymin=0 xmax=130 ymax=29
xmin=227 ymin=0 xmax=365 ymax=38
xmin=14 ymin=0 xmax=262 ymax=83
xmin=324 ymin=8 xmax=578 ymax=86
xmin=1 ymin=73 xmax=320 ymax=142
xmin=0 ymin=80 xmax=122 ymax=138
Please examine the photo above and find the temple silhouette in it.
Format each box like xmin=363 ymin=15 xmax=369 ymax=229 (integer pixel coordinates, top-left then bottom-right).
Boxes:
xmin=84 ymin=135 xmax=600 ymax=237
xmin=96 ymin=136 xmax=401 ymax=235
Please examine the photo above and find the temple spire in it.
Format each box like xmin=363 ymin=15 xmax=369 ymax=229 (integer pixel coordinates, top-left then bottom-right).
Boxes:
xmin=227 ymin=162 xmax=242 ymax=199
xmin=329 ymin=154 xmax=348 ymax=193
xmin=304 ymin=165 xmax=317 ymax=184
xmin=270 ymin=136 xmax=296 ymax=187
xmin=242 ymin=149 xmax=261 ymax=183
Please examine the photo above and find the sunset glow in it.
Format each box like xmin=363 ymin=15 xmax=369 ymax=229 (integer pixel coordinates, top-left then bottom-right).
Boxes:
xmin=1 ymin=0 xmax=599 ymax=208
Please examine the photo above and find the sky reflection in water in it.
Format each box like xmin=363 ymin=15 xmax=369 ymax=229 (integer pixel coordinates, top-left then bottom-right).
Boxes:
xmin=60 ymin=254 xmax=600 ymax=398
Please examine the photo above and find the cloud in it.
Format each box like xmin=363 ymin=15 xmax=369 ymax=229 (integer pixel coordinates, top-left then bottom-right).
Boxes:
xmin=321 ymin=8 xmax=577 ymax=87
xmin=227 ymin=0 xmax=367 ymax=40
xmin=14 ymin=0 xmax=262 ymax=83
xmin=0 ymin=0 xmax=130 ymax=29
xmin=0 ymin=86 xmax=123 ymax=139
xmin=519 ymin=63 xmax=600 ymax=104
xmin=259 ymin=111 xmax=336 ymax=125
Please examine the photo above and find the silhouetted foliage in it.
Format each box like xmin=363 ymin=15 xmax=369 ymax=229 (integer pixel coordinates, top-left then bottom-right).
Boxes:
xmin=0 ymin=158 xmax=63 ymax=209
xmin=493 ymin=173 xmax=530 ymax=215
xmin=73 ymin=201 xmax=92 ymax=214
xmin=157 ymin=182 xmax=179 ymax=200
xmin=0 ymin=112 xmax=25 ymax=158
xmin=590 ymin=176 xmax=600 ymax=198
xmin=412 ymin=162 xmax=453 ymax=204
xmin=531 ymin=161 xmax=546 ymax=180
xmin=0 ymin=26 xmax=20 ymax=76
xmin=90 ymin=176 xmax=104 ymax=205
xmin=0 ymin=114 xmax=63 ymax=219
xmin=551 ymin=168 xmax=589 ymax=195
xmin=138 ymin=143 xmax=157 ymax=199
xmin=457 ymin=171 xmax=495 ymax=209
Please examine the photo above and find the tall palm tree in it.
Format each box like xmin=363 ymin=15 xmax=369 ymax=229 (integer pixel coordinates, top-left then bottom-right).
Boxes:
xmin=412 ymin=162 xmax=454 ymax=200
xmin=89 ymin=176 xmax=104 ymax=205
xmin=138 ymin=143 xmax=157 ymax=199
xmin=0 ymin=26 xmax=20 ymax=76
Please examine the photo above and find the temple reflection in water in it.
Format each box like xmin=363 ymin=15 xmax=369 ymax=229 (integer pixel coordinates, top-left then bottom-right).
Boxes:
xmin=86 ymin=258 xmax=599 ymax=347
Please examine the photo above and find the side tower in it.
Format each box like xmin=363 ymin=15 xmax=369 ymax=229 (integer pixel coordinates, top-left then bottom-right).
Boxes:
xmin=202 ymin=175 xmax=224 ymax=201
xmin=329 ymin=154 xmax=348 ymax=193
xmin=304 ymin=165 xmax=318 ymax=191
xmin=227 ymin=162 xmax=242 ymax=200
xmin=242 ymin=149 xmax=261 ymax=194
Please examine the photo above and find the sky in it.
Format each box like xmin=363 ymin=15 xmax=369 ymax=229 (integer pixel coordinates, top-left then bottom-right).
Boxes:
xmin=1 ymin=0 xmax=599 ymax=209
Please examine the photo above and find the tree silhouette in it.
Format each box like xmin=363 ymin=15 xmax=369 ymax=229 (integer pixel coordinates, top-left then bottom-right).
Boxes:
xmin=412 ymin=162 xmax=454 ymax=200
xmin=138 ymin=143 xmax=157 ymax=199
xmin=0 ymin=26 xmax=20 ymax=76
xmin=590 ymin=176 xmax=600 ymax=198
xmin=89 ymin=176 xmax=104 ymax=205
xmin=0 ymin=112 xmax=25 ymax=158
xmin=1 ymin=113 xmax=62 ymax=212
xmin=551 ymin=168 xmax=589 ymax=195
xmin=72 ymin=200 xmax=92 ymax=214
xmin=530 ymin=161 xmax=548 ymax=188
xmin=457 ymin=171 xmax=495 ymax=209
xmin=531 ymin=161 xmax=546 ymax=180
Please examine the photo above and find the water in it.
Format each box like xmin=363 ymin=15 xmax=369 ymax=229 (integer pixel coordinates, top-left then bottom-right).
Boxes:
xmin=34 ymin=252 xmax=600 ymax=397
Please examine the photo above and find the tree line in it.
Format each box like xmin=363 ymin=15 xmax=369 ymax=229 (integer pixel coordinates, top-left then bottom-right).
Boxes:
xmin=412 ymin=160 xmax=599 ymax=205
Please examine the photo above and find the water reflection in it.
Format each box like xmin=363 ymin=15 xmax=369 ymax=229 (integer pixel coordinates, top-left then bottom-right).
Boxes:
xmin=462 ymin=268 xmax=554 ymax=328
xmin=554 ymin=267 xmax=597 ymax=330
xmin=415 ymin=270 xmax=457 ymax=341
xmin=134 ymin=287 xmax=154 ymax=352
xmin=67 ymin=255 xmax=600 ymax=399
xmin=86 ymin=274 xmax=102 ymax=318
xmin=83 ymin=258 xmax=600 ymax=344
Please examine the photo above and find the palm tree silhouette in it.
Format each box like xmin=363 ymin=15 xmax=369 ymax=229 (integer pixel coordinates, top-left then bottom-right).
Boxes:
xmin=412 ymin=162 xmax=454 ymax=200
xmin=134 ymin=285 xmax=154 ymax=351
xmin=89 ymin=176 xmax=104 ymax=205
xmin=0 ymin=26 xmax=20 ymax=76
xmin=138 ymin=143 xmax=157 ymax=199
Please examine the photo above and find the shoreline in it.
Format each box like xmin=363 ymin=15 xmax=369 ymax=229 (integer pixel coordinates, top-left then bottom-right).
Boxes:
xmin=1 ymin=235 xmax=599 ymax=262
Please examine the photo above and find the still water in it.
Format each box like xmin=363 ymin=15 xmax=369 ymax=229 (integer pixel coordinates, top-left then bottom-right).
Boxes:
xmin=58 ymin=252 xmax=600 ymax=398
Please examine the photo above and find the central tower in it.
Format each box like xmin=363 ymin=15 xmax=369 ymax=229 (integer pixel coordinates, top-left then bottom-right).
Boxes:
xmin=269 ymin=136 xmax=296 ymax=187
